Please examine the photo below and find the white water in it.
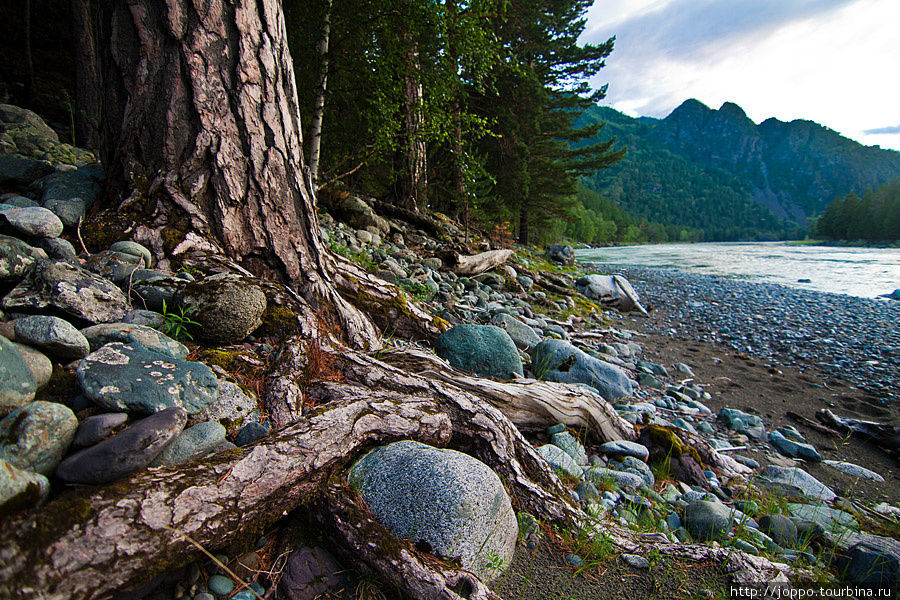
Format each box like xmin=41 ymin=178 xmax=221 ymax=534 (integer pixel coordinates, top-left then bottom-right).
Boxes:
xmin=574 ymin=242 xmax=900 ymax=299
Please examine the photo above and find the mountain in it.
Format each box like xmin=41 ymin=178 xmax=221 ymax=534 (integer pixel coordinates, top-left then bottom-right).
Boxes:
xmin=576 ymin=100 xmax=900 ymax=240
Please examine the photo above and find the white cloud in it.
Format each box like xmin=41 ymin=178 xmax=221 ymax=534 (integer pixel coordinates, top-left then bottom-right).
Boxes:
xmin=585 ymin=0 xmax=900 ymax=151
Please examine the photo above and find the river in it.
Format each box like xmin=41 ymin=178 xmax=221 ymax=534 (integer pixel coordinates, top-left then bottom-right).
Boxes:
xmin=574 ymin=242 xmax=900 ymax=299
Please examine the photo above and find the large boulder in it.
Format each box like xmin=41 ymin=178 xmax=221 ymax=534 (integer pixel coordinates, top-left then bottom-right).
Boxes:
xmin=337 ymin=195 xmax=389 ymax=235
xmin=546 ymin=244 xmax=575 ymax=266
xmin=839 ymin=534 xmax=900 ymax=585
xmin=0 ymin=400 xmax=78 ymax=475
xmin=684 ymin=500 xmax=732 ymax=541
xmin=77 ymin=342 xmax=219 ymax=415
xmin=576 ymin=274 xmax=647 ymax=315
xmin=0 ymin=206 xmax=64 ymax=239
xmin=2 ymin=259 xmax=130 ymax=323
xmin=34 ymin=167 xmax=103 ymax=228
xmin=0 ymin=155 xmax=54 ymax=186
xmin=178 ymin=273 xmax=267 ymax=344
xmin=531 ymin=339 xmax=633 ymax=401
xmin=435 ymin=324 xmax=523 ymax=380
xmin=759 ymin=466 xmax=836 ymax=502
xmin=0 ymin=336 xmax=36 ymax=415
xmin=349 ymin=440 xmax=517 ymax=581
xmin=80 ymin=322 xmax=188 ymax=360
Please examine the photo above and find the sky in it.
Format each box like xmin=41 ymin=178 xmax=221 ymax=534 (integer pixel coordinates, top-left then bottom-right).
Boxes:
xmin=581 ymin=0 xmax=900 ymax=151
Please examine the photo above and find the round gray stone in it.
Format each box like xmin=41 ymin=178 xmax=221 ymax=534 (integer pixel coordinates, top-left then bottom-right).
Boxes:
xmin=11 ymin=342 xmax=52 ymax=390
xmin=150 ymin=420 xmax=226 ymax=466
xmin=14 ymin=315 xmax=90 ymax=361
xmin=537 ymin=444 xmax=583 ymax=478
xmin=684 ymin=500 xmax=732 ymax=541
xmin=598 ymin=440 xmax=650 ymax=462
xmin=434 ymin=324 xmax=523 ymax=380
xmin=71 ymin=412 xmax=129 ymax=449
xmin=0 ymin=400 xmax=78 ymax=475
xmin=76 ymin=342 xmax=219 ymax=415
xmin=349 ymin=440 xmax=517 ymax=581
xmin=759 ymin=513 xmax=798 ymax=549
xmin=490 ymin=313 xmax=541 ymax=350
xmin=55 ymin=407 xmax=187 ymax=484
xmin=0 ymin=206 xmax=64 ymax=238
xmin=0 ymin=336 xmax=37 ymax=415
xmin=531 ymin=339 xmax=633 ymax=401
xmin=109 ymin=240 xmax=152 ymax=268
xmin=0 ymin=458 xmax=50 ymax=517
xmin=178 ymin=273 xmax=267 ymax=344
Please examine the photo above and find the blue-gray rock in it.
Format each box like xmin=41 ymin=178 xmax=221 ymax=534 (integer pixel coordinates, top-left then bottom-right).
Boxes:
xmin=574 ymin=481 xmax=600 ymax=502
xmin=610 ymin=456 xmax=655 ymax=488
xmin=72 ymin=412 xmax=129 ymax=448
xmin=0 ymin=234 xmax=40 ymax=282
xmin=0 ymin=400 xmax=78 ymax=475
xmin=490 ymin=313 xmax=541 ymax=350
xmin=36 ymin=167 xmax=103 ymax=227
xmin=517 ymin=275 xmax=534 ymax=291
xmin=10 ymin=342 xmax=52 ymax=390
xmin=84 ymin=250 xmax=144 ymax=284
xmin=121 ymin=309 xmax=166 ymax=328
xmin=759 ymin=514 xmax=798 ymax=549
xmin=550 ymin=431 xmax=587 ymax=465
xmin=0 ymin=206 xmax=63 ymax=238
xmin=0 ymin=194 xmax=39 ymax=208
xmin=37 ymin=237 xmax=77 ymax=261
xmin=768 ymin=430 xmax=821 ymax=462
xmin=716 ymin=408 xmax=765 ymax=440
xmin=55 ymin=407 xmax=187 ymax=484
xmin=0 ymin=458 xmax=49 ymax=517
xmin=546 ymin=244 xmax=575 ymax=266
xmin=822 ymin=460 xmax=885 ymax=482
xmin=620 ymin=554 xmax=650 ymax=569
xmin=537 ymin=444 xmax=583 ymax=478
xmin=80 ymin=322 xmax=188 ymax=359
xmin=435 ymin=324 xmax=523 ymax=380
xmin=235 ymin=422 xmax=269 ymax=446
xmin=788 ymin=502 xmax=858 ymax=534
xmin=150 ymin=421 xmax=226 ymax=466
xmin=0 ymin=336 xmax=37 ymax=416
xmin=207 ymin=574 xmax=234 ymax=596
xmin=760 ymin=466 xmax=836 ymax=502
xmin=194 ymin=380 xmax=257 ymax=430
xmin=531 ymin=339 xmax=633 ymax=401
xmin=349 ymin=440 xmax=517 ymax=581
xmin=598 ymin=440 xmax=649 ymax=462
xmin=584 ymin=467 xmax=644 ymax=491
xmin=281 ymin=545 xmax=347 ymax=600
xmin=564 ymin=554 xmax=583 ymax=567
xmin=109 ymin=241 xmax=152 ymax=268
xmin=2 ymin=259 xmax=130 ymax=323
xmin=841 ymin=534 xmax=900 ymax=585
xmin=77 ymin=342 xmax=219 ymax=415
xmin=128 ymin=270 xmax=185 ymax=312
xmin=0 ymin=154 xmax=53 ymax=186
xmin=178 ymin=273 xmax=267 ymax=344
xmin=684 ymin=500 xmax=732 ymax=541
xmin=14 ymin=315 xmax=90 ymax=361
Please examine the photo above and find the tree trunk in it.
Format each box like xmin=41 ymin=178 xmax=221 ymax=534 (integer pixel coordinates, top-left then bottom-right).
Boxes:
xmin=97 ymin=0 xmax=383 ymax=349
xmin=518 ymin=206 xmax=529 ymax=245
xmin=307 ymin=0 xmax=331 ymax=186
xmin=398 ymin=39 xmax=427 ymax=212
xmin=71 ymin=0 xmax=101 ymax=150
xmin=24 ymin=0 xmax=34 ymax=105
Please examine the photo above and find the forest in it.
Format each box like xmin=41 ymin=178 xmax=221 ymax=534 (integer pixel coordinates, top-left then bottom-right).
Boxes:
xmin=815 ymin=178 xmax=900 ymax=242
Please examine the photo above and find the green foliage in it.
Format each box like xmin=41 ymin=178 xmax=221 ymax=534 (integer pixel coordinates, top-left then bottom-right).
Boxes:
xmin=160 ymin=300 xmax=200 ymax=342
xmin=329 ymin=240 xmax=377 ymax=271
xmin=398 ymin=281 xmax=433 ymax=302
xmin=816 ymin=178 xmax=900 ymax=242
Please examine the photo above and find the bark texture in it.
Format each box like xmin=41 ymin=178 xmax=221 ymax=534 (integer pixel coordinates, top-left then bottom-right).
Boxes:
xmin=306 ymin=0 xmax=331 ymax=185
xmin=72 ymin=0 xmax=101 ymax=149
xmin=98 ymin=0 xmax=380 ymax=348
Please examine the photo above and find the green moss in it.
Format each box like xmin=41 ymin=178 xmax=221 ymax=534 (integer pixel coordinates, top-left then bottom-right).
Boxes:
xmin=257 ymin=304 xmax=300 ymax=338
xmin=197 ymin=349 xmax=241 ymax=371
xmin=644 ymin=424 xmax=702 ymax=464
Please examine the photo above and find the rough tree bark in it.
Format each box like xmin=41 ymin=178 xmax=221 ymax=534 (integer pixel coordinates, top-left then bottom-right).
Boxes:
xmin=306 ymin=0 xmax=331 ymax=185
xmin=71 ymin=0 xmax=101 ymax=150
xmin=397 ymin=37 xmax=427 ymax=212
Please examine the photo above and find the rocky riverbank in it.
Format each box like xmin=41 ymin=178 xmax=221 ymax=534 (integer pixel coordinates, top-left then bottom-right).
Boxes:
xmin=1 ymin=103 xmax=899 ymax=599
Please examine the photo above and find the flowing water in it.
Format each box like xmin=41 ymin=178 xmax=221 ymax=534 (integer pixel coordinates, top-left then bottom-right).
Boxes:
xmin=574 ymin=242 xmax=900 ymax=299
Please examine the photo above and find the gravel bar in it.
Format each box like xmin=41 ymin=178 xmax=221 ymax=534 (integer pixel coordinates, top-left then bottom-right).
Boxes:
xmin=591 ymin=264 xmax=900 ymax=400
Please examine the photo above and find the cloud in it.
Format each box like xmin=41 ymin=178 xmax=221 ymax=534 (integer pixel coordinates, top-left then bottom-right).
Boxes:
xmin=864 ymin=125 xmax=900 ymax=135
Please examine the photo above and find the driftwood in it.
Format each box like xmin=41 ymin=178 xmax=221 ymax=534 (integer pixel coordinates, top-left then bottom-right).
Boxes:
xmin=379 ymin=348 xmax=637 ymax=442
xmin=817 ymin=409 xmax=900 ymax=450
xmin=439 ymin=248 xmax=515 ymax=276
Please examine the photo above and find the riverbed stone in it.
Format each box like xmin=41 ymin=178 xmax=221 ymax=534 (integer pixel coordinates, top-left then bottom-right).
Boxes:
xmin=10 ymin=342 xmax=51 ymax=390
xmin=13 ymin=315 xmax=90 ymax=361
xmin=768 ymin=430 xmax=821 ymax=462
xmin=72 ymin=412 xmax=129 ymax=449
xmin=0 ymin=458 xmax=49 ymax=517
xmin=787 ymin=502 xmax=858 ymax=535
xmin=550 ymin=431 xmax=587 ymax=465
xmin=840 ymin=534 xmax=900 ymax=585
xmin=235 ymin=422 xmax=270 ymax=446
xmin=349 ymin=440 xmax=517 ymax=581
xmin=194 ymin=380 xmax=257 ymax=430
xmin=178 ymin=273 xmax=267 ymax=344
xmin=0 ymin=234 xmax=40 ymax=282
xmin=598 ymin=440 xmax=649 ymax=462
xmin=150 ymin=420 xmax=226 ymax=466
xmin=531 ymin=339 xmax=633 ymax=401
xmin=684 ymin=500 xmax=731 ymax=541
xmin=109 ymin=240 xmax=152 ymax=268
xmin=0 ymin=206 xmax=63 ymax=238
xmin=2 ymin=259 xmax=130 ymax=323
xmin=128 ymin=270 xmax=184 ymax=312
xmin=55 ymin=406 xmax=187 ymax=484
xmin=280 ymin=546 xmax=347 ymax=600
xmin=758 ymin=514 xmax=798 ymax=549
xmin=822 ymin=460 xmax=885 ymax=482
xmin=759 ymin=465 xmax=836 ymax=502
xmin=490 ymin=313 xmax=541 ymax=350
xmin=76 ymin=342 xmax=219 ymax=415
xmin=716 ymin=408 xmax=765 ymax=440
xmin=546 ymin=244 xmax=575 ymax=266
xmin=584 ymin=467 xmax=644 ymax=491
xmin=435 ymin=324 xmax=523 ymax=380
xmin=84 ymin=250 xmax=144 ymax=284
xmin=80 ymin=322 xmax=188 ymax=360
xmin=0 ymin=400 xmax=78 ymax=475
xmin=36 ymin=167 xmax=103 ymax=227
xmin=0 ymin=336 xmax=37 ymax=415
xmin=537 ymin=444 xmax=583 ymax=478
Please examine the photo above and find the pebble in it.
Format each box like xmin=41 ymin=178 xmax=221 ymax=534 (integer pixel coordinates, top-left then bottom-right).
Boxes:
xmin=206 ymin=574 xmax=234 ymax=596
